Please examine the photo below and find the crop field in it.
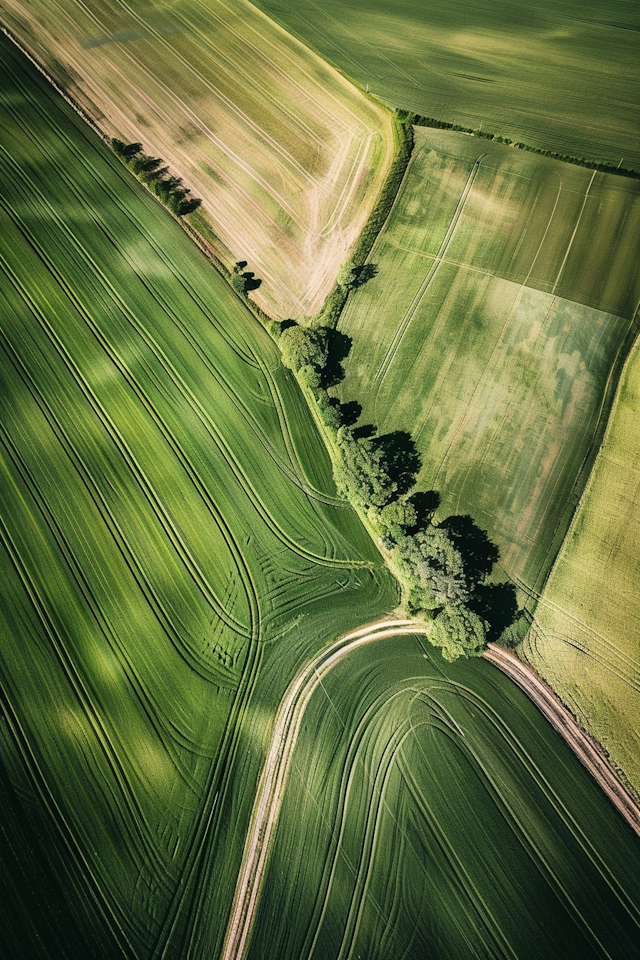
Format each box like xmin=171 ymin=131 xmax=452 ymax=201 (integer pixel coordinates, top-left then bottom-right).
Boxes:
xmin=336 ymin=128 xmax=640 ymax=597
xmin=0 ymin=0 xmax=393 ymax=319
xmin=253 ymin=0 xmax=640 ymax=169
xmin=522 ymin=337 xmax=640 ymax=793
xmin=248 ymin=633 xmax=640 ymax=960
xmin=0 ymin=33 xmax=398 ymax=958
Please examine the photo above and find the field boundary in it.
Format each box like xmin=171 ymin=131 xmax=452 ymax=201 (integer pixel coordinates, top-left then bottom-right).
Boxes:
xmin=397 ymin=110 xmax=640 ymax=180
xmin=484 ymin=644 xmax=640 ymax=836
xmin=0 ymin=21 xmax=275 ymax=331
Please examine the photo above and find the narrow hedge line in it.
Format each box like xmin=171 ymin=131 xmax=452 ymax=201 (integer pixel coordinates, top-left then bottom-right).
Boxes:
xmin=397 ymin=109 xmax=640 ymax=180
xmin=316 ymin=114 xmax=414 ymax=328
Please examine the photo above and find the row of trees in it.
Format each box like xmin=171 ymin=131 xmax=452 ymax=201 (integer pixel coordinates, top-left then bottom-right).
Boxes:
xmin=395 ymin=110 xmax=640 ymax=180
xmin=271 ymin=322 xmax=517 ymax=660
xmin=111 ymin=139 xmax=203 ymax=216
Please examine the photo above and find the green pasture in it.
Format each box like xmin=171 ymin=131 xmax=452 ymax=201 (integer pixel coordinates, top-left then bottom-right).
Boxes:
xmin=0 ymin=34 xmax=397 ymax=958
xmin=523 ymin=336 xmax=640 ymax=792
xmin=249 ymin=633 xmax=640 ymax=960
xmin=254 ymin=0 xmax=640 ymax=168
xmin=337 ymin=128 xmax=640 ymax=597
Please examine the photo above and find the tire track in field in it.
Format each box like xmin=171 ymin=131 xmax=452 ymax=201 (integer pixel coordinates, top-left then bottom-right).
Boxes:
xmin=0 ymin=233 xmax=252 ymax=641
xmin=0 ymin=420 xmax=238 ymax=787
xmin=0 ymin=681 xmax=136 ymax=955
xmin=373 ymin=155 xmax=486 ymax=390
xmin=3 ymin=76 xmax=351 ymax=510
xmin=398 ymin=751 xmax=518 ymax=960
xmin=2 ymin=60 xmax=260 ymax=369
xmin=0 ymin=508 xmax=162 ymax=878
xmin=0 ymin=166 xmax=358 ymax=574
xmin=49 ymin=0 xmax=307 ymax=228
xmin=411 ymin=679 xmax=640 ymax=931
xmin=0 ymin=322 xmax=251 ymax=693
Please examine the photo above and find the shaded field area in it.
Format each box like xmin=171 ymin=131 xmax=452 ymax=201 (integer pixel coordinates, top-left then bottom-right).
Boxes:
xmin=337 ymin=128 xmax=640 ymax=597
xmin=0 ymin=0 xmax=393 ymax=318
xmin=248 ymin=633 xmax=640 ymax=960
xmin=523 ymin=337 xmax=640 ymax=793
xmin=253 ymin=0 xmax=640 ymax=168
xmin=0 ymin=35 xmax=397 ymax=958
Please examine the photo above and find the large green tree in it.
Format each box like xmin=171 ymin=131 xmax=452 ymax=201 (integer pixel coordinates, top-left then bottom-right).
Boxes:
xmin=279 ymin=325 xmax=329 ymax=373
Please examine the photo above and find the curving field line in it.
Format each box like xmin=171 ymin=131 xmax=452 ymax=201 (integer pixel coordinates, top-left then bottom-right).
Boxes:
xmin=219 ymin=618 xmax=428 ymax=960
xmin=221 ymin=626 xmax=640 ymax=960
xmin=484 ymin=643 xmax=640 ymax=836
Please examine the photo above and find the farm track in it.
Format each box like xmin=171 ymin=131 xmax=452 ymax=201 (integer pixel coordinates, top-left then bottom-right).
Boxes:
xmin=484 ymin=644 xmax=640 ymax=837
xmin=222 ymin=624 xmax=640 ymax=959
xmin=220 ymin=618 xmax=427 ymax=960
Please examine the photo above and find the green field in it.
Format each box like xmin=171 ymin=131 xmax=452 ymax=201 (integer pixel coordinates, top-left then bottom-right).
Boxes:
xmin=0 ymin=33 xmax=398 ymax=957
xmin=523 ymin=337 xmax=640 ymax=792
xmin=336 ymin=127 xmax=640 ymax=597
xmin=248 ymin=633 xmax=640 ymax=959
xmin=1 ymin=0 xmax=393 ymax=318
xmin=253 ymin=0 xmax=640 ymax=168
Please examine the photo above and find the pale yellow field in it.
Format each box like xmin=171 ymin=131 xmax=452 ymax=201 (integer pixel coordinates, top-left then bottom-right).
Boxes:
xmin=1 ymin=0 xmax=393 ymax=318
xmin=522 ymin=336 xmax=640 ymax=792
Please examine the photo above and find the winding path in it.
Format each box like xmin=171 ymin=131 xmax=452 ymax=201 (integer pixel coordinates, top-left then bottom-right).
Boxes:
xmin=219 ymin=618 xmax=428 ymax=960
xmin=221 ymin=623 xmax=640 ymax=960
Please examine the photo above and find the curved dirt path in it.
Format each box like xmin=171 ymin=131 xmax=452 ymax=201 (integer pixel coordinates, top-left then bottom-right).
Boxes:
xmin=484 ymin=643 xmax=640 ymax=836
xmin=222 ymin=626 xmax=640 ymax=960
xmin=219 ymin=617 xmax=428 ymax=960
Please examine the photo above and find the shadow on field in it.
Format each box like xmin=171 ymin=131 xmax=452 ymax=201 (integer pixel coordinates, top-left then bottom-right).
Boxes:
xmin=441 ymin=514 xmax=500 ymax=583
xmin=469 ymin=582 xmax=519 ymax=642
xmin=408 ymin=490 xmax=441 ymax=531
xmin=322 ymin=329 xmax=352 ymax=388
xmin=374 ymin=430 xmax=422 ymax=497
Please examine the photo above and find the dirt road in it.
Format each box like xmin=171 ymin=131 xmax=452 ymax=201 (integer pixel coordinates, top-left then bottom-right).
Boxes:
xmin=219 ymin=618 xmax=429 ymax=960
xmin=484 ymin=642 xmax=640 ymax=836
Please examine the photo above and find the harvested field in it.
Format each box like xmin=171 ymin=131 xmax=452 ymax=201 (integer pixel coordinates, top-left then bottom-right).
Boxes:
xmin=247 ymin=633 xmax=640 ymax=960
xmin=0 ymin=0 xmax=393 ymax=318
xmin=337 ymin=128 xmax=640 ymax=596
xmin=253 ymin=0 xmax=640 ymax=168
xmin=522 ymin=336 xmax=640 ymax=793
xmin=0 ymin=35 xmax=397 ymax=957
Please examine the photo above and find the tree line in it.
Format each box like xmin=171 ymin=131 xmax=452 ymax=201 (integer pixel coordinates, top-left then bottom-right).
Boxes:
xmin=111 ymin=139 xmax=203 ymax=215
xmin=395 ymin=109 xmax=640 ymax=180
xmin=269 ymin=321 xmax=519 ymax=661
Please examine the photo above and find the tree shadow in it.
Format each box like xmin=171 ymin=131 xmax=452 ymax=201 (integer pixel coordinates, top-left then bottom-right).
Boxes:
xmin=469 ymin=582 xmax=519 ymax=642
xmin=374 ymin=430 xmax=421 ymax=497
xmin=352 ymin=422 xmax=377 ymax=440
xmin=407 ymin=490 xmax=440 ymax=532
xmin=242 ymin=271 xmax=261 ymax=292
xmin=322 ymin=329 xmax=352 ymax=388
xmin=338 ymin=399 xmax=362 ymax=427
xmin=440 ymin=514 xmax=499 ymax=584
xmin=354 ymin=262 xmax=378 ymax=287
